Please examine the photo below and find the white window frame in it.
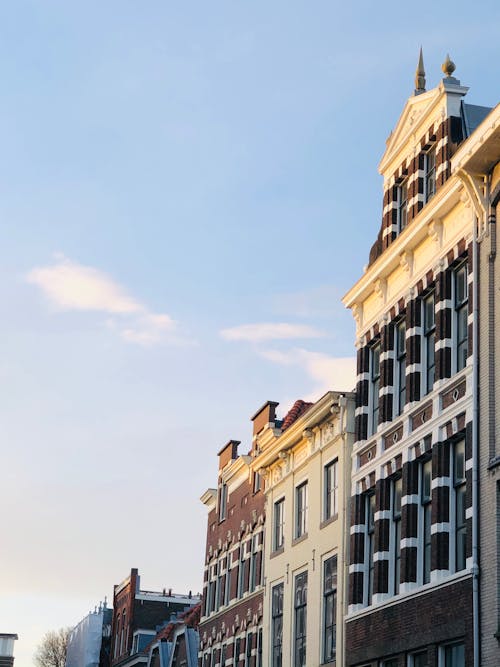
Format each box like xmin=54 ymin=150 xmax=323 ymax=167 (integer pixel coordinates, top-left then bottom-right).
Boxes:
xmin=273 ymin=497 xmax=285 ymax=551
xmin=364 ymin=492 xmax=375 ymax=606
xmin=418 ymin=458 xmax=432 ymax=585
xmin=391 ymin=476 xmax=402 ymax=596
xmin=219 ymin=482 xmax=228 ymax=521
xmin=397 ymin=179 xmax=408 ymax=233
xmin=453 ymin=261 xmax=468 ymax=374
xmin=293 ymin=570 xmax=308 ymax=667
xmin=424 ymin=147 xmax=436 ymax=203
xmin=439 ymin=641 xmax=465 ymax=667
xmin=322 ymin=554 xmax=337 ymax=664
xmin=422 ymin=291 xmax=436 ymax=396
xmin=450 ymin=438 xmax=467 ymax=573
xmin=295 ymin=481 xmax=308 ymax=539
xmin=323 ymin=459 xmax=338 ymax=521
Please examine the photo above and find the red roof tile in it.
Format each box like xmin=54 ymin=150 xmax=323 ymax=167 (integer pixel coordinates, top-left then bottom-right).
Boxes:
xmin=281 ymin=400 xmax=313 ymax=432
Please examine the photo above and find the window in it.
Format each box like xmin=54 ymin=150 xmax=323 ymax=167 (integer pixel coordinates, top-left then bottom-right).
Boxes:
xmin=370 ymin=343 xmax=381 ymax=434
xmin=238 ymin=543 xmax=249 ymax=598
xmin=249 ymin=534 xmax=259 ymax=592
xmin=256 ymin=629 xmax=262 ymax=667
xmin=381 ymin=661 xmax=398 ymax=667
xmin=219 ymin=483 xmax=228 ymax=521
xmin=421 ymin=459 xmax=432 ymax=584
xmin=366 ymin=493 xmax=375 ymax=604
xmin=453 ymin=439 xmax=467 ymax=571
xmin=295 ymin=482 xmax=308 ymax=539
xmin=217 ymin=558 xmax=225 ymax=610
xmin=253 ymin=470 xmax=261 ymax=493
xmin=425 ymin=149 xmax=436 ymax=202
xmin=224 ymin=557 xmax=231 ymax=606
xmin=423 ymin=292 xmax=436 ymax=395
xmin=454 ymin=263 xmax=468 ymax=372
xmin=324 ymin=460 xmax=338 ymax=521
xmin=397 ymin=180 xmax=408 ymax=232
xmin=392 ymin=477 xmax=402 ymax=594
xmin=442 ymin=642 xmax=465 ymax=667
xmin=294 ymin=571 xmax=307 ymax=667
xmin=323 ymin=556 xmax=337 ymax=663
xmin=271 ymin=583 xmax=283 ymax=667
xmin=235 ymin=638 xmax=241 ymax=666
xmin=221 ymin=644 xmax=226 ymax=667
xmin=395 ymin=319 xmax=406 ymax=415
xmin=410 ymin=651 xmax=428 ymax=667
xmin=245 ymin=633 xmax=252 ymax=667
xmin=274 ymin=499 xmax=285 ymax=551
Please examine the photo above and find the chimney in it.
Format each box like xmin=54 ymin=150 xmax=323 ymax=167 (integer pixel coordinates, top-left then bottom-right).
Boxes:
xmin=218 ymin=440 xmax=240 ymax=471
xmin=251 ymin=401 xmax=279 ymax=437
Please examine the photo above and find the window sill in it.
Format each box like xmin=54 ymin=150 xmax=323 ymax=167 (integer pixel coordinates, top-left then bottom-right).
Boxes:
xmin=320 ymin=514 xmax=338 ymax=529
xmin=270 ymin=547 xmax=284 ymax=559
xmin=292 ymin=533 xmax=308 ymax=547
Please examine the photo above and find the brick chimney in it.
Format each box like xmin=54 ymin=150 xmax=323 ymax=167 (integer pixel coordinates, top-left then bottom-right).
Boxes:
xmin=251 ymin=401 xmax=279 ymax=436
xmin=218 ymin=440 xmax=240 ymax=471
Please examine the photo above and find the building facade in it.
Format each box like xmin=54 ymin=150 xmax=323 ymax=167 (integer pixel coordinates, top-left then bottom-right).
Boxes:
xmin=342 ymin=55 xmax=493 ymax=666
xmin=66 ymin=602 xmax=113 ymax=667
xmin=111 ymin=568 xmax=199 ymax=667
xmin=198 ymin=404 xmax=267 ymax=667
xmin=254 ymin=392 xmax=355 ymax=667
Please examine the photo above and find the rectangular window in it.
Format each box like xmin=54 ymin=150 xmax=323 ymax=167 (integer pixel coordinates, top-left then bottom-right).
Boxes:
xmin=397 ymin=180 xmax=408 ymax=232
xmin=224 ymin=559 xmax=231 ymax=606
xmin=425 ymin=149 xmax=436 ymax=202
xmin=271 ymin=583 xmax=283 ymax=667
xmin=395 ymin=319 xmax=406 ymax=415
xmin=410 ymin=651 xmax=428 ymax=667
xmin=249 ymin=534 xmax=259 ymax=592
xmin=294 ymin=571 xmax=307 ymax=667
xmin=274 ymin=499 xmax=285 ymax=551
xmin=366 ymin=493 xmax=375 ymax=605
xmin=423 ymin=292 xmax=436 ymax=395
xmin=323 ymin=556 xmax=337 ymax=663
xmin=245 ymin=633 xmax=252 ymax=667
xmin=256 ymin=629 xmax=262 ymax=667
xmin=453 ymin=439 xmax=467 ymax=572
xmin=221 ymin=644 xmax=226 ymax=667
xmin=253 ymin=471 xmax=261 ymax=493
xmin=370 ymin=343 xmax=381 ymax=434
xmin=421 ymin=459 xmax=432 ymax=584
xmin=392 ymin=477 xmax=402 ymax=594
xmin=295 ymin=482 xmax=308 ymax=538
xmin=443 ymin=642 xmax=465 ymax=667
xmin=324 ymin=460 xmax=338 ymax=521
xmin=454 ymin=263 xmax=468 ymax=372
xmin=219 ymin=482 xmax=228 ymax=521
xmin=235 ymin=638 xmax=241 ymax=667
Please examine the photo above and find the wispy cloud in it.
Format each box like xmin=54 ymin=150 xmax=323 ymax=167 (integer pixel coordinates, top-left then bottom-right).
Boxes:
xmin=259 ymin=347 xmax=356 ymax=400
xmin=220 ymin=322 xmax=325 ymax=343
xmin=27 ymin=255 xmax=180 ymax=346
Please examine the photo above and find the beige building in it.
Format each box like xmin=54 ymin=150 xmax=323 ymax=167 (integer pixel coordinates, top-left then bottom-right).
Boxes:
xmin=252 ymin=392 xmax=355 ymax=667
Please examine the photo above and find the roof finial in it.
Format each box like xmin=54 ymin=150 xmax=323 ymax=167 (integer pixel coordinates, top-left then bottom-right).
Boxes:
xmin=442 ymin=53 xmax=456 ymax=78
xmin=414 ymin=47 xmax=426 ymax=95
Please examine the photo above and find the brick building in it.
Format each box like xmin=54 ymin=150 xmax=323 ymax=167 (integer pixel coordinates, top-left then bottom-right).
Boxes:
xmin=253 ymin=391 xmax=355 ymax=667
xmin=198 ymin=403 xmax=273 ymax=667
xmin=110 ymin=568 xmax=200 ymax=667
xmin=342 ymin=53 xmax=494 ymax=666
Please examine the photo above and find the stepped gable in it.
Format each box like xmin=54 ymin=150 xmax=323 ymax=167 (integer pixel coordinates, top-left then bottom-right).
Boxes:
xmin=281 ymin=399 xmax=313 ymax=432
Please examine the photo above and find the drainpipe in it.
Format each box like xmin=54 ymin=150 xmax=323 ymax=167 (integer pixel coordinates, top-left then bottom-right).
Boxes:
xmin=338 ymin=394 xmax=347 ymax=667
xmin=472 ymin=198 xmax=480 ymax=667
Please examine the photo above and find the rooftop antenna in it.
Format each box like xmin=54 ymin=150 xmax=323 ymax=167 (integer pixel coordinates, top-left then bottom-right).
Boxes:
xmin=414 ymin=47 xmax=426 ymax=95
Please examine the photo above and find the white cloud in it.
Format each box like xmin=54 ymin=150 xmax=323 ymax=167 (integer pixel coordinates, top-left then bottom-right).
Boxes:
xmin=220 ymin=322 xmax=325 ymax=343
xmin=259 ymin=347 xmax=356 ymax=399
xmin=27 ymin=256 xmax=178 ymax=346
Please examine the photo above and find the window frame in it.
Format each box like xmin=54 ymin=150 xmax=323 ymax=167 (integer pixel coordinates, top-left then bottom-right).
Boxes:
xmin=273 ymin=498 xmax=285 ymax=551
xmin=295 ymin=481 xmax=308 ymax=539
xmin=452 ymin=438 xmax=467 ymax=572
xmin=324 ymin=459 xmax=339 ymax=522
xmin=394 ymin=318 xmax=407 ymax=416
xmin=440 ymin=641 xmax=465 ymax=667
xmin=397 ymin=179 xmax=408 ymax=233
xmin=370 ymin=341 xmax=381 ymax=435
xmin=424 ymin=147 xmax=436 ymax=203
xmin=454 ymin=262 xmax=468 ymax=373
xmin=392 ymin=476 xmax=402 ymax=595
xmin=322 ymin=555 xmax=337 ymax=663
xmin=422 ymin=291 xmax=436 ymax=396
xmin=420 ymin=458 xmax=432 ymax=585
xmin=293 ymin=570 xmax=308 ymax=667
xmin=365 ymin=492 xmax=376 ymax=605
xmin=219 ymin=482 xmax=228 ymax=522
xmin=271 ymin=583 xmax=284 ymax=667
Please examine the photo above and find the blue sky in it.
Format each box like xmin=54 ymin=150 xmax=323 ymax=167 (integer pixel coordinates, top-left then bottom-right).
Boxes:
xmin=1 ymin=2 xmax=499 ymax=664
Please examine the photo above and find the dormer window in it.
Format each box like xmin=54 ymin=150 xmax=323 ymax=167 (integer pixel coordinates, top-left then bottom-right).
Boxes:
xmin=424 ymin=148 xmax=436 ymax=202
xmin=397 ymin=180 xmax=408 ymax=232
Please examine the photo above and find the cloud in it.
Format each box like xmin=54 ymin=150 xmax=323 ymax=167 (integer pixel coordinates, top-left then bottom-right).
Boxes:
xmin=220 ymin=322 xmax=325 ymax=343
xmin=259 ymin=347 xmax=356 ymax=399
xmin=27 ymin=256 xmax=178 ymax=346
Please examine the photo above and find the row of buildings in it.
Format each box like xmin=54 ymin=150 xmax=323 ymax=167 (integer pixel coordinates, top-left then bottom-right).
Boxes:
xmin=197 ymin=55 xmax=500 ymax=667
xmin=65 ymin=54 xmax=499 ymax=667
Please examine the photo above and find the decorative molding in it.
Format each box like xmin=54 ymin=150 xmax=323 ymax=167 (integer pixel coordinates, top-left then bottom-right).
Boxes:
xmin=427 ymin=218 xmax=443 ymax=245
xmin=400 ymin=249 xmax=413 ymax=275
xmin=373 ymin=277 xmax=387 ymax=302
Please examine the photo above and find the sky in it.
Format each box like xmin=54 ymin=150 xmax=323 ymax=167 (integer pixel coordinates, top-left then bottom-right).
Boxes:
xmin=1 ymin=1 xmax=499 ymax=665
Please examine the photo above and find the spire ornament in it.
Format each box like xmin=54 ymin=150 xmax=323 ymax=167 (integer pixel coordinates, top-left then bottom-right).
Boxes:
xmin=442 ymin=53 xmax=456 ymax=78
xmin=414 ymin=47 xmax=426 ymax=95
